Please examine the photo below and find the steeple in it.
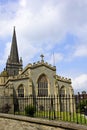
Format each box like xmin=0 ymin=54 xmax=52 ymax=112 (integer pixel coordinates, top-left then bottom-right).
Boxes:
xmin=9 ymin=26 xmax=19 ymax=63
xmin=6 ymin=27 xmax=23 ymax=76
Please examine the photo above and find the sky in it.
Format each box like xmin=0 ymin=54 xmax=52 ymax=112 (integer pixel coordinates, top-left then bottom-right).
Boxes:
xmin=0 ymin=0 xmax=87 ymax=94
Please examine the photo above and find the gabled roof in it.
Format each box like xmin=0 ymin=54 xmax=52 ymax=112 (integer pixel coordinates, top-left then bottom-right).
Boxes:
xmin=22 ymin=61 xmax=56 ymax=74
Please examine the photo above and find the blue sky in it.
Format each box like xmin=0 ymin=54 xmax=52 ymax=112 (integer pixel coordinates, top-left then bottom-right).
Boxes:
xmin=0 ymin=0 xmax=87 ymax=93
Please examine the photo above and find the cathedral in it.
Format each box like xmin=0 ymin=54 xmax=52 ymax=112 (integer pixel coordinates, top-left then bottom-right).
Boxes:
xmin=0 ymin=27 xmax=75 ymax=113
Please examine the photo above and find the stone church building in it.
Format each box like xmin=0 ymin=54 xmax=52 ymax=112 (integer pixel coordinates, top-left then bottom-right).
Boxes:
xmin=0 ymin=28 xmax=75 ymax=113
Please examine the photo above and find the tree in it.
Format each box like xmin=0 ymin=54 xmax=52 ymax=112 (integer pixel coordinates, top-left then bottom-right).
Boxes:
xmin=77 ymin=99 xmax=87 ymax=113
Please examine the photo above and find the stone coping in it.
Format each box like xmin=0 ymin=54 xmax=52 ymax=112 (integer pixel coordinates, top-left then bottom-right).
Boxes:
xmin=0 ymin=113 xmax=87 ymax=130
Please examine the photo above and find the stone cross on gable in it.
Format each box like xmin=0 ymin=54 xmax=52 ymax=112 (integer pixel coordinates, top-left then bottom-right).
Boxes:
xmin=40 ymin=54 xmax=44 ymax=62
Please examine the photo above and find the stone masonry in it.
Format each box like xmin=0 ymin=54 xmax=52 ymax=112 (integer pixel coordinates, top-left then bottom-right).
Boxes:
xmin=0 ymin=114 xmax=87 ymax=130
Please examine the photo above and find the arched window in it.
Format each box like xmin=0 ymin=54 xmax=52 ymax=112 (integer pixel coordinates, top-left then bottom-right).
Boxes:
xmin=18 ymin=85 xmax=24 ymax=97
xmin=60 ymin=86 xmax=66 ymax=111
xmin=38 ymin=74 xmax=48 ymax=97
xmin=60 ymin=86 xmax=65 ymax=96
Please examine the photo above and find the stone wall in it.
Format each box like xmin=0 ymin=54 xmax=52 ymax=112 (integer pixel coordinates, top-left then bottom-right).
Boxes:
xmin=0 ymin=118 xmax=63 ymax=130
xmin=0 ymin=113 xmax=87 ymax=130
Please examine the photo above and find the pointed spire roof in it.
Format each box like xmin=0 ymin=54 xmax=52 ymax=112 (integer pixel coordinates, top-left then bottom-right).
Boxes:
xmin=9 ymin=26 xmax=19 ymax=63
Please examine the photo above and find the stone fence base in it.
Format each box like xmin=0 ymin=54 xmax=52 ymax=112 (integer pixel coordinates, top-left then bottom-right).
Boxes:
xmin=0 ymin=113 xmax=87 ymax=130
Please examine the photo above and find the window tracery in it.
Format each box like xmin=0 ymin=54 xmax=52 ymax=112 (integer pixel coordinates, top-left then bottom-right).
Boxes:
xmin=38 ymin=75 xmax=48 ymax=97
xmin=18 ymin=85 xmax=24 ymax=97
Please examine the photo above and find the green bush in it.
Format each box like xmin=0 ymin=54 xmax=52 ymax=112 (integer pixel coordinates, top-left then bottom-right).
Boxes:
xmin=25 ymin=105 xmax=36 ymax=117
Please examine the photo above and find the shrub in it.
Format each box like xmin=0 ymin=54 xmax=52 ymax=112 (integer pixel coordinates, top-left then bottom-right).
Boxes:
xmin=25 ymin=105 xmax=36 ymax=117
xmin=39 ymin=105 xmax=44 ymax=111
xmin=1 ymin=103 xmax=11 ymax=113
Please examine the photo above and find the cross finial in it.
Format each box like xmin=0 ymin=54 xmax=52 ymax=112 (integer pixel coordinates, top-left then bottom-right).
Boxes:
xmin=40 ymin=54 xmax=44 ymax=62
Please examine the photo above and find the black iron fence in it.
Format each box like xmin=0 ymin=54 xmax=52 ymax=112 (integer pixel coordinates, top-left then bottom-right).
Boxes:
xmin=0 ymin=94 xmax=87 ymax=125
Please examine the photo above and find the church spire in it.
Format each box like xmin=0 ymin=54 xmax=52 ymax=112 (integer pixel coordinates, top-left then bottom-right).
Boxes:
xmin=9 ymin=26 xmax=19 ymax=63
xmin=6 ymin=27 xmax=23 ymax=76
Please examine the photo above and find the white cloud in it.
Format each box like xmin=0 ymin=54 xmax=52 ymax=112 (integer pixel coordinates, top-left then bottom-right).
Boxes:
xmin=0 ymin=42 xmax=11 ymax=70
xmin=19 ymin=0 xmax=27 ymax=7
xmin=72 ymin=74 xmax=87 ymax=93
xmin=0 ymin=0 xmax=87 ymax=41
xmin=18 ymin=40 xmax=42 ymax=66
xmin=74 ymin=44 xmax=87 ymax=57
xmin=0 ymin=0 xmax=87 ymax=71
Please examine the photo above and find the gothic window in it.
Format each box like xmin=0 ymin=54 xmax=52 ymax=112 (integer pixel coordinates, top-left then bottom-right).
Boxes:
xmin=38 ymin=75 xmax=48 ymax=97
xmin=60 ymin=86 xmax=66 ymax=112
xmin=18 ymin=85 xmax=24 ymax=97
xmin=60 ymin=86 xmax=65 ymax=96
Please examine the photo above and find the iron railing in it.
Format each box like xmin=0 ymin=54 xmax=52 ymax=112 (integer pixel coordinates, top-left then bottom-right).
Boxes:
xmin=0 ymin=94 xmax=87 ymax=125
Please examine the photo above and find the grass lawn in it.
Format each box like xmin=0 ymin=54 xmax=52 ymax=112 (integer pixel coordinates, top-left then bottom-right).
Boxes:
xmin=15 ymin=110 xmax=87 ymax=125
xmin=35 ymin=111 xmax=87 ymax=124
